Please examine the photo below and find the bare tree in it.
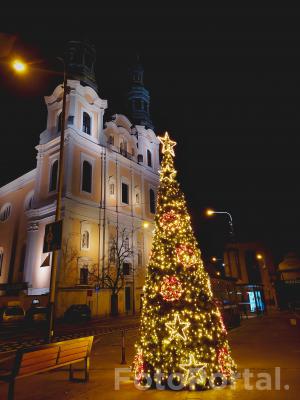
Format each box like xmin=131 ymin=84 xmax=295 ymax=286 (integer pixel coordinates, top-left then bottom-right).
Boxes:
xmin=89 ymin=228 xmax=134 ymax=315
xmin=60 ymin=233 xmax=80 ymax=285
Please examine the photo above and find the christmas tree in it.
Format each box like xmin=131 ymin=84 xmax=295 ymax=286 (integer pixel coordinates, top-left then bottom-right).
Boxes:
xmin=133 ymin=132 xmax=236 ymax=390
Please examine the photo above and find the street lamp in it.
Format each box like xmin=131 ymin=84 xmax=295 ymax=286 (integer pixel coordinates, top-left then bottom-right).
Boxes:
xmin=12 ymin=56 xmax=68 ymax=342
xmin=11 ymin=59 xmax=27 ymax=73
xmin=206 ymin=208 xmax=235 ymax=239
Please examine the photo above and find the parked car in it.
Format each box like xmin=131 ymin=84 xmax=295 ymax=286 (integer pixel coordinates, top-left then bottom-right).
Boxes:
xmin=64 ymin=304 xmax=91 ymax=323
xmin=26 ymin=306 xmax=48 ymax=324
xmin=0 ymin=305 xmax=25 ymax=325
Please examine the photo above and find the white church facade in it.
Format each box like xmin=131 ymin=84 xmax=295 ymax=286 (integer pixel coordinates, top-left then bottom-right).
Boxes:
xmin=0 ymin=41 xmax=160 ymax=317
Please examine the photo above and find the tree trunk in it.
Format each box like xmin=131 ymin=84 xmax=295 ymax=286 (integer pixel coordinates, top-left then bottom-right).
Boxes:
xmin=111 ymin=293 xmax=119 ymax=316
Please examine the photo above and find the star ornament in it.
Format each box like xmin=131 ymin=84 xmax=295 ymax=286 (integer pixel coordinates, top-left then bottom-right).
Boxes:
xmin=179 ymin=354 xmax=207 ymax=386
xmin=158 ymin=132 xmax=177 ymax=156
xmin=165 ymin=313 xmax=190 ymax=341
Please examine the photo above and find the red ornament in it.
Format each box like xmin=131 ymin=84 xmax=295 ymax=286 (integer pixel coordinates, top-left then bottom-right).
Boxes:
xmin=133 ymin=350 xmax=145 ymax=381
xmin=160 ymin=276 xmax=183 ymax=302
xmin=176 ymin=244 xmax=197 ymax=268
xmin=217 ymin=346 xmax=231 ymax=377
xmin=160 ymin=210 xmax=177 ymax=225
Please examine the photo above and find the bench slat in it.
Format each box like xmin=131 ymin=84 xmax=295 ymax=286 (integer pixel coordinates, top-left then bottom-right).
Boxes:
xmin=59 ymin=345 xmax=88 ymax=357
xmin=58 ymin=341 xmax=90 ymax=352
xmin=58 ymin=351 xmax=88 ymax=365
xmin=22 ymin=347 xmax=58 ymax=360
xmin=21 ymin=352 xmax=59 ymax=368
xmin=19 ymin=359 xmax=57 ymax=376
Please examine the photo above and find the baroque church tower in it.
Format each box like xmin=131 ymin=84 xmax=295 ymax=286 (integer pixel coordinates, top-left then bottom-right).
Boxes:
xmin=0 ymin=40 xmax=160 ymax=317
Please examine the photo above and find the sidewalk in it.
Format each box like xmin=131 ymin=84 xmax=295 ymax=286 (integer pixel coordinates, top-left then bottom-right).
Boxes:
xmin=1 ymin=311 xmax=300 ymax=399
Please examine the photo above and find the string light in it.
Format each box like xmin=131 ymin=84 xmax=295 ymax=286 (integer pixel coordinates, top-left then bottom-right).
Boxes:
xmin=133 ymin=132 xmax=236 ymax=389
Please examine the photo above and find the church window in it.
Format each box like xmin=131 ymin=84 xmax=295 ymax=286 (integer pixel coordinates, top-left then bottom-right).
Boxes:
xmin=82 ymin=160 xmax=92 ymax=193
xmin=82 ymin=112 xmax=91 ymax=135
xmin=49 ymin=160 xmax=58 ymax=192
xmin=122 ymin=182 xmax=129 ymax=204
xmin=79 ymin=266 xmax=89 ymax=285
xmin=24 ymin=191 xmax=34 ymax=211
xmin=134 ymin=99 xmax=142 ymax=110
xmin=150 ymin=189 xmax=155 ymax=214
xmin=147 ymin=149 xmax=152 ymax=167
xmin=0 ymin=204 xmax=12 ymax=222
xmin=0 ymin=247 xmax=3 ymax=276
xmin=81 ymin=230 xmax=90 ymax=250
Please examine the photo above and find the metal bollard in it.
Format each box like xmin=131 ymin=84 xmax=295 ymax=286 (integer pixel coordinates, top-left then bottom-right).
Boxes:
xmin=121 ymin=329 xmax=126 ymax=364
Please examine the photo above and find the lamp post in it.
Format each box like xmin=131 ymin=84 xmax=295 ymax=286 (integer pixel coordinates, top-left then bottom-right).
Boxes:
xmin=206 ymin=208 xmax=235 ymax=239
xmin=12 ymin=56 xmax=68 ymax=342
xmin=48 ymin=57 xmax=68 ymax=342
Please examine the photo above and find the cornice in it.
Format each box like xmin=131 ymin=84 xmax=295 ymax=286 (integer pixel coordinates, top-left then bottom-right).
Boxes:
xmin=0 ymin=169 xmax=36 ymax=197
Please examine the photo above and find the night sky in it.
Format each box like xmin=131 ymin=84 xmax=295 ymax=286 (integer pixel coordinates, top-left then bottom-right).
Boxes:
xmin=1 ymin=6 xmax=300 ymax=263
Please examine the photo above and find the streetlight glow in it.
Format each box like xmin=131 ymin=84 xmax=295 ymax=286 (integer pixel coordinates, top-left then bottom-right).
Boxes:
xmin=206 ymin=209 xmax=215 ymax=216
xmin=212 ymin=257 xmax=217 ymax=262
xmin=256 ymin=253 xmax=263 ymax=260
xmin=143 ymin=221 xmax=149 ymax=229
xmin=12 ymin=59 xmax=27 ymax=73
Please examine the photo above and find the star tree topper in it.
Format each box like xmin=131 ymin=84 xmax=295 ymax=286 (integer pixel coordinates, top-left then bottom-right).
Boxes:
xmin=158 ymin=131 xmax=177 ymax=156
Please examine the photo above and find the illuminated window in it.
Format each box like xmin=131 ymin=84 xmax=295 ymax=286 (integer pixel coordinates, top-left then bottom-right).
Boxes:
xmin=82 ymin=112 xmax=91 ymax=135
xmin=82 ymin=160 xmax=92 ymax=193
xmin=49 ymin=160 xmax=58 ymax=192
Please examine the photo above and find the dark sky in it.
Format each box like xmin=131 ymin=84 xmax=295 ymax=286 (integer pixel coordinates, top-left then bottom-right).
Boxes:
xmin=1 ymin=6 xmax=300 ymax=263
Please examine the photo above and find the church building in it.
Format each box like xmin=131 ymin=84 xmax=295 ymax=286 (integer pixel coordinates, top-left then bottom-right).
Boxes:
xmin=0 ymin=41 xmax=160 ymax=317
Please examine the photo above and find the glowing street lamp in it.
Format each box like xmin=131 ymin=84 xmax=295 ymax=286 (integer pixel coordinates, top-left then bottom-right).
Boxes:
xmin=256 ymin=253 xmax=263 ymax=260
xmin=12 ymin=59 xmax=27 ymax=73
xmin=206 ymin=208 xmax=234 ymax=239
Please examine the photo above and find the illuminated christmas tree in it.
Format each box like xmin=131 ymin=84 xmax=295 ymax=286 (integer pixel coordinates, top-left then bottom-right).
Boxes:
xmin=133 ymin=132 xmax=236 ymax=390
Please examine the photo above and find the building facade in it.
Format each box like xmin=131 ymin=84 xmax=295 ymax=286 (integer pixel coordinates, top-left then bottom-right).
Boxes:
xmin=224 ymin=242 xmax=277 ymax=313
xmin=0 ymin=41 xmax=160 ymax=317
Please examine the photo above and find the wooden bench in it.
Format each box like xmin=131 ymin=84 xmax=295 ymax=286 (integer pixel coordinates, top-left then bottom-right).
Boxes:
xmin=0 ymin=336 xmax=93 ymax=400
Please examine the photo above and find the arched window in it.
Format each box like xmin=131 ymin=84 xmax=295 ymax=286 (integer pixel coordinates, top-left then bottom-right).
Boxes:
xmin=147 ymin=150 xmax=152 ymax=167
xmin=0 ymin=247 xmax=3 ymax=276
xmin=24 ymin=191 xmax=34 ymax=211
xmin=82 ymin=160 xmax=92 ymax=193
xmin=83 ymin=112 xmax=91 ymax=135
xmin=57 ymin=112 xmax=62 ymax=132
xmin=0 ymin=204 xmax=11 ymax=222
xmin=149 ymin=189 xmax=155 ymax=214
xmin=49 ymin=160 xmax=58 ymax=192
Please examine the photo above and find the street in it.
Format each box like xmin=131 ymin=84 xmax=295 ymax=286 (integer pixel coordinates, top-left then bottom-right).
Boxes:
xmin=0 ymin=311 xmax=299 ymax=399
